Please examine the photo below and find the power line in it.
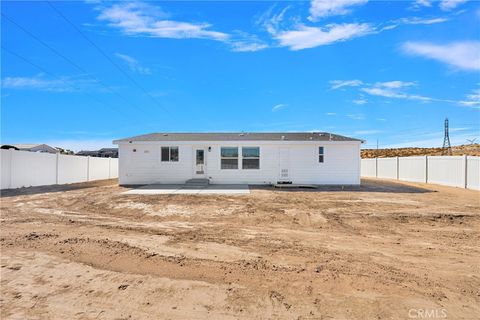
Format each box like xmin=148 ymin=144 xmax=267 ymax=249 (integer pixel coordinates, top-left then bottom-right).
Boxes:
xmin=1 ymin=12 xmax=148 ymax=116
xmin=2 ymin=46 xmax=128 ymax=118
xmin=1 ymin=45 xmax=129 ymax=118
xmin=46 ymin=1 xmax=172 ymax=117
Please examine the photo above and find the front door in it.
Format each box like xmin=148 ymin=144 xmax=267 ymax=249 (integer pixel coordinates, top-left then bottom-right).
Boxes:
xmin=195 ymin=149 xmax=206 ymax=176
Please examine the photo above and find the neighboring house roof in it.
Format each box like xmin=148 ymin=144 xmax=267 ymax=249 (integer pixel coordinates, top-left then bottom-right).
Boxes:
xmin=11 ymin=144 xmax=42 ymax=149
xmin=1 ymin=143 xmax=59 ymax=153
xmin=113 ymin=132 xmax=363 ymax=143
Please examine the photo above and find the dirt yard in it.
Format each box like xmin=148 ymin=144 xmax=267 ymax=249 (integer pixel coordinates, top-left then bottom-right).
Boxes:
xmin=1 ymin=179 xmax=479 ymax=319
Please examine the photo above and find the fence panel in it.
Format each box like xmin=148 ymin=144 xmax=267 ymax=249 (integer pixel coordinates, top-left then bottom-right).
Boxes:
xmin=1 ymin=150 xmax=12 ymax=189
xmin=466 ymin=157 xmax=480 ymax=190
xmin=427 ymin=156 xmax=465 ymax=188
xmin=398 ymin=156 xmax=426 ymax=183
xmin=58 ymin=154 xmax=89 ymax=184
xmin=361 ymin=158 xmax=376 ymax=177
xmin=1 ymin=149 xmax=119 ymax=190
xmin=109 ymin=158 xmax=119 ymax=178
xmin=362 ymin=155 xmax=479 ymax=190
xmin=11 ymin=150 xmax=57 ymax=188
xmin=377 ymin=158 xmax=397 ymax=179
xmin=88 ymin=157 xmax=111 ymax=181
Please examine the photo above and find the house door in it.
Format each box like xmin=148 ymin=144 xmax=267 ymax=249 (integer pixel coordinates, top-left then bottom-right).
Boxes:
xmin=278 ymin=147 xmax=290 ymax=182
xmin=195 ymin=148 xmax=206 ymax=177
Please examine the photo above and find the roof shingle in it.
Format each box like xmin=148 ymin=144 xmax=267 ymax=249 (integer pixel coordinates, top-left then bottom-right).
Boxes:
xmin=113 ymin=132 xmax=363 ymax=143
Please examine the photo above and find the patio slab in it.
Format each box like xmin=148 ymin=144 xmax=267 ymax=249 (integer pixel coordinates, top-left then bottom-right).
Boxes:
xmin=122 ymin=184 xmax=250 ymax=195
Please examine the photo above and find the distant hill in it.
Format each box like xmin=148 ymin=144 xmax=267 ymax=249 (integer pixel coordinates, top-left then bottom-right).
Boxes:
xmin=361 ymin=144 xmax=480 ymax=158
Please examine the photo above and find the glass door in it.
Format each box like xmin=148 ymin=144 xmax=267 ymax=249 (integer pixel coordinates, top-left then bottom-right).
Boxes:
xmin=195 ymin=149 xmax=205 ymax=175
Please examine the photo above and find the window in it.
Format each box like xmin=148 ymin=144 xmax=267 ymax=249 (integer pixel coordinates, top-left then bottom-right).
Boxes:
xmin=161 ymin=147 xmax=179 ymax=162
xmin=221 ymin=147 xmax=238 ymax=169
xmin=242 ymin=147 xmax=259 ymax=169
xmin=319 ymin=146 xmax=324 ymax=163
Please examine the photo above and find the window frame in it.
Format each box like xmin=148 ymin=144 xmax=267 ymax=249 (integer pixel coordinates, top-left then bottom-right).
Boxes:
xmin=241 ymin=147 xmax=260 ymax=170
xmin=161 ymin=146 xmax=179 ymax=162
xmin=318 ymin=146 xmax=325 ymax=163
xmin=220 ymin=147 xmax=239 ymax=170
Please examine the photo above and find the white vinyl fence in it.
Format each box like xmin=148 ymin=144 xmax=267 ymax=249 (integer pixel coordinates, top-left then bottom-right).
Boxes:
xmin=0 ymin=149 xmax=118 ymax=190
xmin=361 ymin=155 xmax=480 ymax=190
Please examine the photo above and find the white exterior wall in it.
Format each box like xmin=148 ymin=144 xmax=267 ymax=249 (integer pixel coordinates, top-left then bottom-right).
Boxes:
xmin=427 ymin=156 xmax=465 ymax=188
xmin=117 ymin=141 xmax=361 ymax=185
xmin=377 ymin=158 xmax=397 ymax=179
xmin=398 ymin=156 xmax=427 ymax=183
xmin=466 ymin=156 xmax=480 ymax=190
xmin=0 ymin=149 xmax=119 ymax=190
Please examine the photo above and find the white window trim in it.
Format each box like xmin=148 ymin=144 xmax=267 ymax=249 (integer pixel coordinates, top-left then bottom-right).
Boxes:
xmin=319 ymin=146 xmax=325 ymax=163
xmin=241 ymin=146 xmax=260 ymax=170
xmin=220 ymin=146 xmax=239 ymax=170
xmin=160 ymin=146 xmax=179 ymax=162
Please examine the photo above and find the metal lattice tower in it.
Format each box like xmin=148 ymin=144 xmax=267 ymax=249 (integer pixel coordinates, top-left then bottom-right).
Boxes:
xmin=442 ymin=118 xmax=452 ymax=155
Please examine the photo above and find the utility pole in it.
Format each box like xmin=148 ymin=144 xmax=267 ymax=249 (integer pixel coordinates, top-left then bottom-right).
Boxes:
xmin=442 ymin=118 xmax=452 ymax=155
xmin=376 ymin=139 xmax=379 ymax=157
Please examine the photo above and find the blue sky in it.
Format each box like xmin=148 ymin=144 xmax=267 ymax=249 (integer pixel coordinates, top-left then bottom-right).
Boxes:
xmin=1 ymin=0 xmax=479 ymax=151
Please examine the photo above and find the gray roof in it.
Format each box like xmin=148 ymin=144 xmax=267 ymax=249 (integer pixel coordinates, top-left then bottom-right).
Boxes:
xmin=113 ymin=132 xmax=363 ymax=143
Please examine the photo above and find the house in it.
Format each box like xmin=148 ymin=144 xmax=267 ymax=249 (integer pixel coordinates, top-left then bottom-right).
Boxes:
xmin=113 ymin=132 xmax=363 ymax=186
xmin=1 ymin=143 xmax=59 ymax=154
xmin=76 ymin=148 xmax=118 ymax=158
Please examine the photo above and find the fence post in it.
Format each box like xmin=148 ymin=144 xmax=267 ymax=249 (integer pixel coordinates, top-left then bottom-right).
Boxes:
xmin=425 ymin=155 xmax=428 ymax=184
xmin=396 ymin=156 xmax=399 ymax=180
xmin=87 ymin=156 xmax=90 ymax=182
xmin=108 ymin=157 xmax=111 ymax=179
xmin=464 ymin=155 xmax=468 ymax=189
xmin=375 ymin=157 xmax=378 ymax=178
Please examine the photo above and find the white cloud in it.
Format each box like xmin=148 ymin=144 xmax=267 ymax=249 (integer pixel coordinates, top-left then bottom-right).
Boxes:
xmin=308 ymin=0 xmax=369 ymax=21
xmin=1 ymin=75 xmax=95 ymax=92
xmin=229 ymin=32 xmax=269 ymax=52
xmin=398 ymin=17 xmax=449 ymax=25
xmin=272 ymin=103 xmax=287 ymax=112
xmin=347 ymin=113 xmax=365 ymax=120
xmin=459 ymin=88 xmax=480 ymax=108
xmin=330 ymin=79 xmax=363 ymax=89
xmin=275 ymin=23 xmax=373 ymax=50
xmin=439 ymin=0 xmax=468 ymax=11
xmin=361 ymin=81 xmax=433 ymax=101
xmin=402 ymin=41 xmax=480 ymax=71
xmin=115 ymin=53 xmax=151 ymax=74
xmin=413 ymin=0 xmax=432 ymax=8
xmin=376 ymin=118 xmax=387 ymax=121
xmin=97 ymin=2 xmax=229 ymax=41
xmin=325 ymin=112 xmax=337 ymax=116
xmin=353 ymin=99 xmax=367 ymax=105
xmin=230 ymin=41 xmax=268 ymax=52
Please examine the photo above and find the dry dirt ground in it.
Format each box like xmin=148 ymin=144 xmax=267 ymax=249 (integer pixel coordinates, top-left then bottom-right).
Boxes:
xmin=1 ymin=179 xmax=479 ymax=319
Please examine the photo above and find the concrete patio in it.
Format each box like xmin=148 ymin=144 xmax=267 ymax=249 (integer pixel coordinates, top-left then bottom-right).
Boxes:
xmin=122 ymin=184 xmax=250 ymax=195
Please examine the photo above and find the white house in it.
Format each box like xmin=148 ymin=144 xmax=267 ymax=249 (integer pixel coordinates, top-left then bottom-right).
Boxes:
xmin=113 ymin=132 xmax=363 ymax=185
